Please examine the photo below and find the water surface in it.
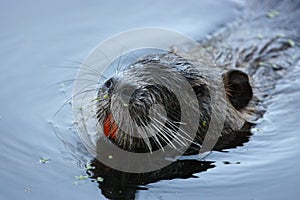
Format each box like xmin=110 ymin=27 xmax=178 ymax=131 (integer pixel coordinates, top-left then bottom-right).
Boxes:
xmin=0 ymin=0 xmax=299 ymax=199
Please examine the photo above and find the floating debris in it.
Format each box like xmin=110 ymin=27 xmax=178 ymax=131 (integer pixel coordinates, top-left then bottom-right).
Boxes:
xmin=59 ymin=82 xmax=65 ymax=88
xmin=25 ymin=187 xmax=31 ymax=192
xmin=223 ymin=161 xmax=241 ymax=165
xmin=251 ymin=127 xmax=262 ymax=133
xmin=75 ymin=175 xmax=89 ymax=180
xmin=96 ymin=177 xmax=104 ymax=182
xmin=287 ymin=39 xmax=295 ymax=47
xmin=257 ymin=34 xmax=264 ymax=39
xmin=85 ymin=163 xmax=95 ymax=170
xmin=108 ymin=155 xmax=113 ymax=159
xmin=266 ymin=10 xmax=280 ymax=18
xmin=277 ymin=33 xmax=285 ymax=38
xmin=39 ymin=157 xmax=50 ymax=164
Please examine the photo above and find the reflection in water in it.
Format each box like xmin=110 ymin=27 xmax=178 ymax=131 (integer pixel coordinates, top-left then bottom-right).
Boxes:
xmin=87 ymin=123 xmax=252 ymax=199
xmin=88 ymin=159 xmax=214 ymax=200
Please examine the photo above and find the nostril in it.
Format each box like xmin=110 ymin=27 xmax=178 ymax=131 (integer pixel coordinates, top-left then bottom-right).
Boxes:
xmin=192 ymin=85 xmax=206 ymax=97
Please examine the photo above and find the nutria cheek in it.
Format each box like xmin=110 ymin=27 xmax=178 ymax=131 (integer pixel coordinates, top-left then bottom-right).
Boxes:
xmin=103 ymin=114 xmax=118 ymax=140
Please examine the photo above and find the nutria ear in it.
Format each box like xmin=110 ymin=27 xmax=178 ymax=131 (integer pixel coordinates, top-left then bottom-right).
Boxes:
xmin=223 ymin=70 xmax=253 ymax=110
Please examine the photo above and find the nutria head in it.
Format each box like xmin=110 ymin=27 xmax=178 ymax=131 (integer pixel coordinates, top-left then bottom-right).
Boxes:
xmin=96 ymin=53 xmax=253 ymax=153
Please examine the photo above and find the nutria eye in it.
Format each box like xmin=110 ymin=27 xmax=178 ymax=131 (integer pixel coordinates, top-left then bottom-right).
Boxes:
xmin=104 ymin=78 xmax=113 ymax=88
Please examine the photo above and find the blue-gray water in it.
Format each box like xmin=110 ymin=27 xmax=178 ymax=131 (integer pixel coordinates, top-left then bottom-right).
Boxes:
xmin=0 ymin=0 xmax=299 ymax=199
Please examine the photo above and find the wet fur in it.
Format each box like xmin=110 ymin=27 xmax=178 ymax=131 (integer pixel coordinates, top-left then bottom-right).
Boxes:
xmin=74 ymin=1 xmax=300 ymax=199
xmin=95 ymin=0 xmax=300 ymax=154
xmin=96 ymin=52 xmax=253 ymax=153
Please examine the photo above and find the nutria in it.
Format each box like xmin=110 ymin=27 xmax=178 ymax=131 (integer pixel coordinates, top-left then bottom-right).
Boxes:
xmin=96 ymin=52 xmax=253 ymax=153
xmin=74 ymin=0 xmax=300 ymax=198
xmin=71 ymin=0 xmax=299 ymax=168
xmin=94 ymin=0 xmax=300 ymax=155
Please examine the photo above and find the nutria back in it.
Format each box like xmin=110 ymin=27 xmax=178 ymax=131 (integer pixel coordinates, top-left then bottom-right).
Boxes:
xmin=202 ymin=0 xmax=300 ymax=94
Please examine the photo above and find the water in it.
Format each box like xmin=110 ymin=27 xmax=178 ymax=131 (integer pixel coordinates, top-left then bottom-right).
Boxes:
xmin=0 ymin=0 xmax=299 ymax=199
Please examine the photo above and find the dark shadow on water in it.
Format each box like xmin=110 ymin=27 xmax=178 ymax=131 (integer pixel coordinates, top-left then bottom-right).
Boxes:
xmin=88 ymin=159 xmax=214 ymax=200
xmin=86 ymin=122 xmax=253 ymax=200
